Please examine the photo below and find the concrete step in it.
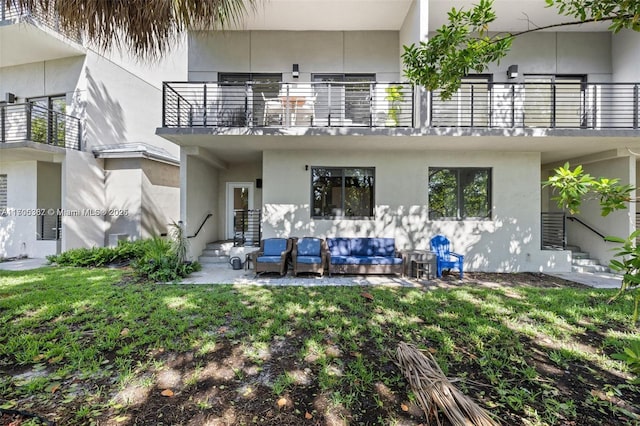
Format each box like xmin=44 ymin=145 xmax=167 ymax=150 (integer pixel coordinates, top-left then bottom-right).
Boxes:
xmin=205 ymin=241 xmax=234 ymax=252
xmin=201 ymin=248 xmax=227 ymax=257
xmin=198 ymin=255 xmax=230 ymax=264
xmin=565 ymin=245 xmax=582 ymax=252
xmin=571 ymin=251 xmax=590 ymax=259
xmin=572 ymin=258 xmax=601 ymax=266
xmin=572 ymin=264 xmax=610 ymax=273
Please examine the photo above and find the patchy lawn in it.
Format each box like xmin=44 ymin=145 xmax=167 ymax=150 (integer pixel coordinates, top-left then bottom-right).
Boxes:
xmin=0 ymin=268 xmax=639 ymax=425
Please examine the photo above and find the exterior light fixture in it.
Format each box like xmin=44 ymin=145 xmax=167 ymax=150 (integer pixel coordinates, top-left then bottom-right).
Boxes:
xmin=292 ymin=64 xmax=299 ymax=78
xmin=5 ymin=92 xmax=16 ymax=103
xmin=507 ymin=64 xmax=519 ymax=79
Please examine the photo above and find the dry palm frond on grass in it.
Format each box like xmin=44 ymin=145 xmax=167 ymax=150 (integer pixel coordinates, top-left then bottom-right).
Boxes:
xmin=396 ymin=342 xmax=500 ymax=426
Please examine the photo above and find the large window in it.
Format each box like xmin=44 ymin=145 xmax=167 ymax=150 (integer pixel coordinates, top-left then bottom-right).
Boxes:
xmin=27 ymin=95 xmax=67 ymax=145
xmin=312 ymin=167 xmax=374 ymax=218
xmin=428 ymin=168 xmax=491 ymax=220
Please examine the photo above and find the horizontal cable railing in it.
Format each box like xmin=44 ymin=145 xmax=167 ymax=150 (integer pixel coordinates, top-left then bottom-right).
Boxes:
xmin=163 ymin=81 xmax=414 ymax=128
xmin=541 ymin=212 xmax=566 ymax=249
xmin=0 ymin=0 xmax=82 ymax=43
xmin=0 ymin=103 xmax=82 ymax=150
xmin=431 ymin=82 xmax=640 ymax=129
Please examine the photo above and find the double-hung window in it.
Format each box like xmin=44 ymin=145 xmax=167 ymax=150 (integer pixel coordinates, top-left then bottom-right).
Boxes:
xmin=428 ymin=167 xmax=491 ymax=220
xmin=311 ymin=167 xmax=375 ymax=218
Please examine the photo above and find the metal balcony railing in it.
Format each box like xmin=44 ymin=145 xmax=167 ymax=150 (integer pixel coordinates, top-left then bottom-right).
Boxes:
xmin=0 ymin=0 xmax=82 ymax=43
xmin=0 ymin=103 xmax=82 ymax=150
xmin=163 ymin=81 xmax=415 ymax=128
xmin=431 ymin=82 xmax=640 ymax=129
xmin=37 ymin=213 xmax=61 ymax=241
xmin=233 ymin=209 xmax=261 ymax=247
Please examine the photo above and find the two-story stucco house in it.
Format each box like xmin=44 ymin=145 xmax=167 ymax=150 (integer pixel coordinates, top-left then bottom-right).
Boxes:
xmin=155 ymin=0 xmax=640 ymax=274
xmin=0 ymin=1 xmax=186 ymax=258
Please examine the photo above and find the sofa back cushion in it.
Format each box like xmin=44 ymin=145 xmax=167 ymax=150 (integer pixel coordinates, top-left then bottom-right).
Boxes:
xmin=349 ymin=238 xmax=374 ymax=256
xmin=327 ymin=238 xmax=351 ymax=256
xmin=297 ymin=238 xmax=321 ymax=256
xmin=263 ymin=238 xmax=287 ymax=256
xmin=372 ymin=238 xmax=396 ymax=257
xmin=327 ymin=237 xmax=396 ymax=257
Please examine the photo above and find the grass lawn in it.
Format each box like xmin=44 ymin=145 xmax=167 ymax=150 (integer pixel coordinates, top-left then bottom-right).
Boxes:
xmin=0 ymin=267 xmax=639 ymax=425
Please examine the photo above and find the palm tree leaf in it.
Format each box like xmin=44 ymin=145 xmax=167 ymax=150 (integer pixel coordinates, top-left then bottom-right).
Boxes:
xmin=7 ymin=0 xmax=258 ymax=59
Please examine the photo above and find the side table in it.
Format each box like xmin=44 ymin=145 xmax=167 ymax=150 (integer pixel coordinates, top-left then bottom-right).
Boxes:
xmin=412 ymin=259 xmax=431 ymax=280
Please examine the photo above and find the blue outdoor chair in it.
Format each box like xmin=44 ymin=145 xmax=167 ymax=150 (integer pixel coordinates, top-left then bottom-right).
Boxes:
xmin=430 ymin=235 xmax=464 ymax=279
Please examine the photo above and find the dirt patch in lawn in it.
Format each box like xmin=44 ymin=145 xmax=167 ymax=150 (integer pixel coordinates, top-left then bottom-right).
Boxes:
xmin=2 ymin=272 xmax=638 ymax=426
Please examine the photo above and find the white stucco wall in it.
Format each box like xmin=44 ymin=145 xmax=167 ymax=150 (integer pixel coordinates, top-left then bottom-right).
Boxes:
xmin=183 ymin=152 xmax=219 ymax=260
xmin=612 ymin=30 xmax=640 ymax=82
xmin=0 ymin=161 xmax=37 ymax=258
xmin=188 ymin=31 xmax=401 ymax=82
xmin=61 ymin=150 xmax=105 ymax=250
xmin=261 ymin=149 xmax=570 ymax=273
xmin=104 ymin=158 xmax=142 ymax=240
xmin=478 ymin=32 xmax=612 ymax=82
xmin=141 ymin=159 xmax=180 ymax=238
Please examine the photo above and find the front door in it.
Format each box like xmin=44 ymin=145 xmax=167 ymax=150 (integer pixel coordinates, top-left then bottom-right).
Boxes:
xmin=226 ymin=182 xmax=254 ymax=240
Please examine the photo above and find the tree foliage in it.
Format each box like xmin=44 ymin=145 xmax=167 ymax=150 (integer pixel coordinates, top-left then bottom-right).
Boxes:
xmin=545 ymin=163 xmax=639 ymax=324
xmin=10 ymin=0 xmax=258 ymax=60
xmin=403 ymin=0 xmax=640 ymax=99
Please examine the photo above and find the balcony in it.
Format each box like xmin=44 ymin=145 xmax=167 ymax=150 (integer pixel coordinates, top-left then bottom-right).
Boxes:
xmin=162 ymin=81 xmax=415 ymax=129
xmin=0 ymin=103 xmax=82 ymax=151
xmin=0 ymin=0 xmax=84 ymax=67
xmin=430 ymin=82 xmax=640 ymax=130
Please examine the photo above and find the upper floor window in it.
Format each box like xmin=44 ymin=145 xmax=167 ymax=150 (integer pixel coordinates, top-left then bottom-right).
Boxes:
xmin=26 ymin=95 xmax=67 ymax=145
xmin=428 ymin=167 xmax=491 ymax=220
xmin=311 ymin=167 xmax=375 ymax=219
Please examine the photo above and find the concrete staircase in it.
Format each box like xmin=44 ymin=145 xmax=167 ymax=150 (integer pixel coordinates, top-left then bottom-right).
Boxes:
xmin=567 ymin=245 xmax=611 ymax=273
xmin=198 ymin=241 xmax=233 ymax=265
xmin=198 ymin=241 xmax=260 ymax=266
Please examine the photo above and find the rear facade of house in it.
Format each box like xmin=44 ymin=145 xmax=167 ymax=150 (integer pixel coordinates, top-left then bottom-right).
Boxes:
xmin=3 ymin=0 xmax=640 ymax=274
xmin=157 ymin=0 xmax=640 ymax=273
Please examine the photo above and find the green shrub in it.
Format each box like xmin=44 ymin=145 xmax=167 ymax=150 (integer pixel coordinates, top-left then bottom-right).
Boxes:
xmin=48 ymin=226 xmax=201 ymax=282
xmin=131 ymin=235 xmax=201 ymax=282
xmin=47 ymin=240 xmax=147 ymax=267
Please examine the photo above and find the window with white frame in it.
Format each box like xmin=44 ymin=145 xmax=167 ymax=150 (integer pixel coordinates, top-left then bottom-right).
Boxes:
xmin=311 ymin=167 xmax=375 ymax=218
xmin=428 ymin=167 xmax=491 ymax=220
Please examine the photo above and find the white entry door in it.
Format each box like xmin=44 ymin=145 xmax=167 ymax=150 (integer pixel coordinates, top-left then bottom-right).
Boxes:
xmin=226 ymin=182 xmax=254 ymax=240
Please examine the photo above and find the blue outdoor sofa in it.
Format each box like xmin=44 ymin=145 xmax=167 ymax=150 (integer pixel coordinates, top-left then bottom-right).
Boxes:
xmin=326 ymin=237 xmax=404 ymax=276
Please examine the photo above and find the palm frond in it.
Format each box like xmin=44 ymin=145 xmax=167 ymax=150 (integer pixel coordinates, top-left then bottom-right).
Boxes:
xmin=396 ymin=342 xmax=500 ymax=426
xmin=6 ymin=0 xmax=258 ymax=60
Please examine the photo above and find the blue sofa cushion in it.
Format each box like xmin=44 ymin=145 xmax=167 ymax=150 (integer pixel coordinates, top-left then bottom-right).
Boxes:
xmin=329 ymin=255 xmax=350 ymax=265
xmin=297 ymin=238 xmax=321 ymax=256
xmin=257 ymin=255 xmax=283 ymax=263
xmin=297 ymin=255 xmax=322 ymax=265
xmin=263 ymin=239 xmax=287 ymax=256
xmin=350 ymin=256 xmax=402 ymax=265
xmin=349 ymin=238 xmax=374 ymax=257
xmin=328 ymin=238 xmax=351 ymax=256
xmin=372 ymin=238 xmax=396 ymax=257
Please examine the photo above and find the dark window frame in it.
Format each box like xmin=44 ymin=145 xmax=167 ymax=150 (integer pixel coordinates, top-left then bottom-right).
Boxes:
xmin=310 ymin=166 xmax=375 ymax=220
xmin=428 ymin=167 xmax=492 ymax=220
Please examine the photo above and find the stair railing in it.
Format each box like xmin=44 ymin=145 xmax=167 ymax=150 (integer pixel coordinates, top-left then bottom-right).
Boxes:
xmin=566 ymin=216 xmax=606 ymax=240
